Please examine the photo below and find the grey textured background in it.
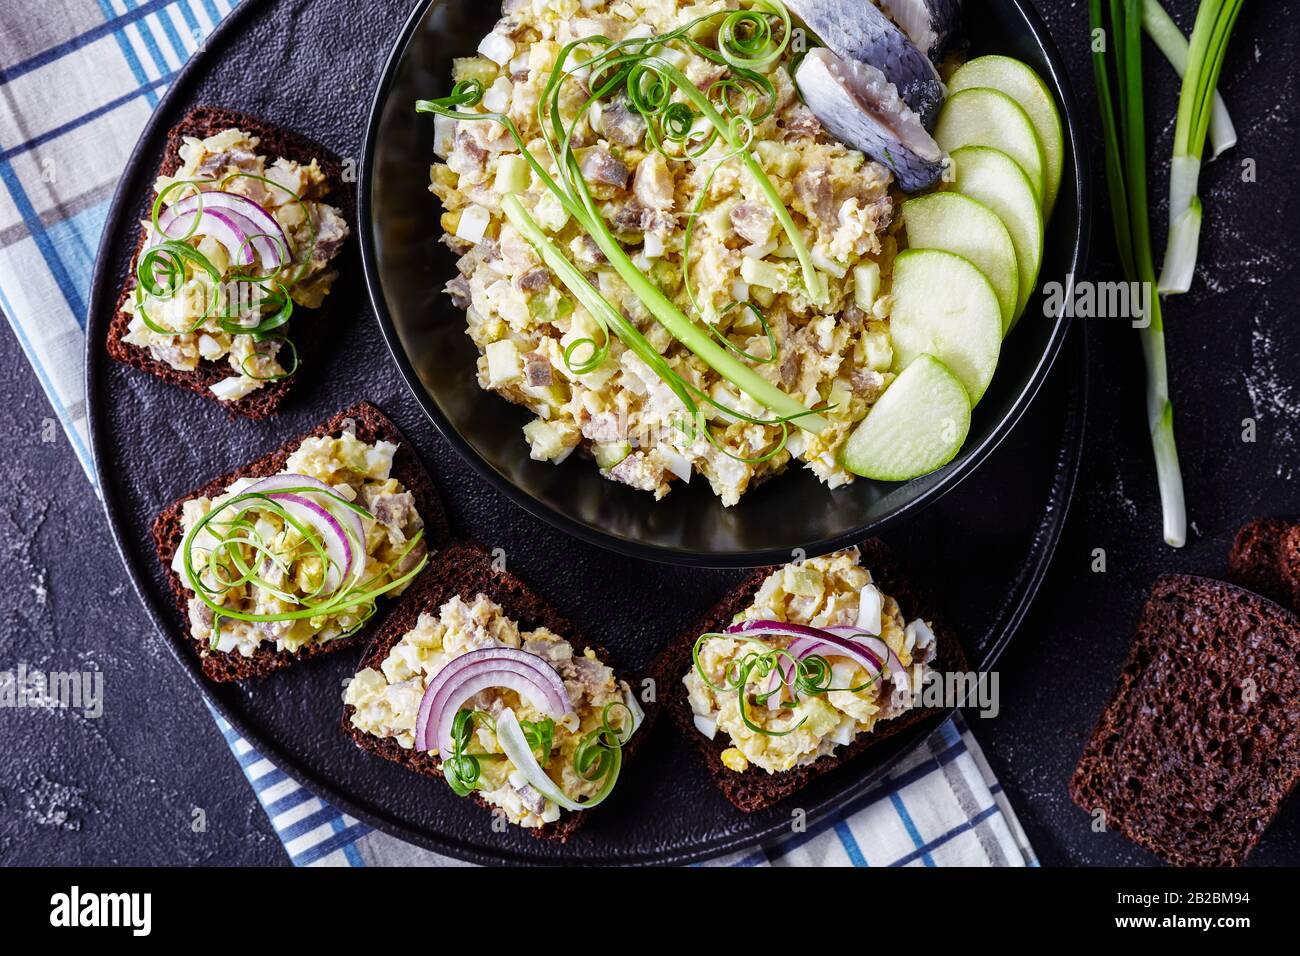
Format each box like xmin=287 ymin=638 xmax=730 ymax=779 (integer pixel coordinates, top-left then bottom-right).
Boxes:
xmin=2 ymin=0 xmax=1298 ymax=866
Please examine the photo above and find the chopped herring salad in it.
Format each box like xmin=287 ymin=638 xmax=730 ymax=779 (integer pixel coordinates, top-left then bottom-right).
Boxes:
xmin=345 ymin=592 xmax=643 ymax=827
xmin=684 ymin=548 xmax=936 ymax=773
xmin=175 ymin=424 xmax=428 ymax=657
xmin=122 ymin=127 xmax=350 ymax=402
xmin=425 ymin=0 xmax=902 ymax=505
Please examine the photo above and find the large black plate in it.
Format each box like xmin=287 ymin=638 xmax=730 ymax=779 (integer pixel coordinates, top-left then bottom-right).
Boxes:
xmin=363 ymin=0 xmax=1089 ymax=563
xmin=87 ymin=0 xmax=1089 ymax=864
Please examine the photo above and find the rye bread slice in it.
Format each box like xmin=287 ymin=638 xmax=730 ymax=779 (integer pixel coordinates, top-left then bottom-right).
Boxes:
xmin=1069 ymin=574 xmax=1300 ymax=866
xmin=106 ymin=105 xmax=352 ymax=419
xmin=151 ymin=401 xmax=450 ymax=682
xmin=1227 ymin=518 xmax=1300 ymax=612
xmin=341 ymin=541 xmax=652 ymax=843
xmin=651 ymin=539 xmax=968 ymax=813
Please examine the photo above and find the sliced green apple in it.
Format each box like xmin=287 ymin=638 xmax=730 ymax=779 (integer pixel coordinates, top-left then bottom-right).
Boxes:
xmin=840 ymin=354 xmax=971 ymax=481
xmin=947 ymin=55 xmax=1065 ymax=216
xmin=901 ymin=192 xmax=1019 ymax=335
xmin=934 ymin=87 xmax=1046 ymax=205
xmin=887 ymin=248 xmax=1002 ymax=404
xmin=949 ymin=145 xmax=1043 ymax=325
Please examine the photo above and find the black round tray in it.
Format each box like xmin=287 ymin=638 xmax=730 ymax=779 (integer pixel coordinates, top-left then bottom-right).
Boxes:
xmin=86 ymin=0 xmax=1088 ymax=864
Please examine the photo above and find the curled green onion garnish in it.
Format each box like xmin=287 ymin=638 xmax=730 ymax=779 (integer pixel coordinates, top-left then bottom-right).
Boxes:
xmin=446 ymin=708 xmax=489 ymax=796
xmin=521 ymin=716 xmax=556 ymax=762
xmin=239 ymin=334 xmax=300 ymax=381
xmin=573 ymin=700 xmax=634 ymax=783
xmin=182 ymin=486 xmax=428 ymax=651
xmin=134 ymin=239 xmax=225 ymax=335
xmin=691 ymin=632 xmax=884 ymax=737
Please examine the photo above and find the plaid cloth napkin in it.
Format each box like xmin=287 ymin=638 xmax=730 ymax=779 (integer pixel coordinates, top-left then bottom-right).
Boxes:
xmin=0 ymin=0 xmax=1039 ymax=868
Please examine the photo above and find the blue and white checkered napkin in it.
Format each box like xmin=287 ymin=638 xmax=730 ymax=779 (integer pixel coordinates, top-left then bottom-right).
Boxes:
xmin=0 ymin=0 xmax=1038 ymax=867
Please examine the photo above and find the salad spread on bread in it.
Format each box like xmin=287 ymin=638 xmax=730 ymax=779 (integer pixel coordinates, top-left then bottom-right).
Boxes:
xmin=684 ymin=548 xmax=935 ymax=773
xmin=174 ymin=422 xmax=428 ymax=657
xmin=346 ymin=592 xmax=643 ymax=828
xmin=121 ymin=127 xmax=349 ymax=402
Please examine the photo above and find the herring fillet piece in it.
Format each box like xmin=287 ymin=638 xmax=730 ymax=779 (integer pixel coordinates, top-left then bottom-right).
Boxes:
xmin=794 ymin=47 xmax=945 ymax=192
xmin=785 ymin=0 xmax=943 ymax=126
xmin=876 ymin=0 xmax=963 ymax=64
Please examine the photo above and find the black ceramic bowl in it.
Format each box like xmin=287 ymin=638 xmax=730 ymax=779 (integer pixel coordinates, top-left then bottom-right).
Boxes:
xmin=361 ymin=0 xmax=1088 ymax=566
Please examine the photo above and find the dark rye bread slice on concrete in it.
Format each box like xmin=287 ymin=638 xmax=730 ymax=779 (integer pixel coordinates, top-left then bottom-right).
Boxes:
xmin=106 ymin=105 xmax=352 ymax=419
xmin=1069 ymin=575 xmax=1300 ymax=866
xmin=1227 ymin=517 xmax=1300 ymax=612
xmin=651 ymin=539 xmax=968 ymax=813
xmin=341 ymin=541 xmax=653 ymax=843
xmin=151 ymin=401 xmax=449 ymax=682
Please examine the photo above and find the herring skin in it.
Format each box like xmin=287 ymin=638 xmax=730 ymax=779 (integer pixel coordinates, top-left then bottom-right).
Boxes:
xmin=785 ymin=0 xmax=943 ymax=127
xmin=876 ymin=0 xmax=963 ymax=64
xmin=795 ymin=48 xmax=945 ymax=192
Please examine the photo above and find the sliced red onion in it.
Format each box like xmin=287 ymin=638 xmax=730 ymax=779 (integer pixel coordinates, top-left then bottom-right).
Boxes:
xmin=262 ymin=492 xmax=350 ymax=591
xmin=413 ymin=647 xmax=572 ymax=755
xmin=245 ymin=474 xmax=367 ymax=590
xmin=727 ymin=620 xmax=895 ymax=710
xmin=729 ymin=620 xmax=887 ymax=672
xmin=153 ymin=191 xmax=289 ymax=268
xmin=155 ymin=206 xmax=257 ymax=267
xmin=823 ymin=626 xmax=904 ymax=676
xmin=247 ymin=475 xmax=365 ymax=547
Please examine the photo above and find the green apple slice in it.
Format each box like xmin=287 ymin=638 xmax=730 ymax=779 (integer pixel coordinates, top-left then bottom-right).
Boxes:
xmin=902 ymin=192 xmax=1019 ymax=335
xmin=947 ymin=55 xmax=1065 ymax=216
xmin=949 ymin=145 xmax=1043 ymax=325
xmin=840 ymin=354 xmax=971 ymax=481
xmin=888 ymin=248 xmax=1002 ymax=404
xmin=934 ymin=87 xmax=1046 ymax=205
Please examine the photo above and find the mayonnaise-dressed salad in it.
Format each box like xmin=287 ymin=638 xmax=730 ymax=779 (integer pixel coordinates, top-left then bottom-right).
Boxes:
xmin=419 ymin=0 xmax=1074 ymax=496
xmin=684 ymin=548 xmax=936 ymax=773
xmin=422 ymin=0 xmax=910 ymax=505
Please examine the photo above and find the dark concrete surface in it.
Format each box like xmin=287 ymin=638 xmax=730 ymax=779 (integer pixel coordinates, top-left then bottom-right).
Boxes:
xmin=1 ymin=0 xmax=1298 ymax=866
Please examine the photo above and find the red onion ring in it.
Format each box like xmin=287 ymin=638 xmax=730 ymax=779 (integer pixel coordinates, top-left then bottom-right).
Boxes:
xmin=725 ymin=620 xmax=894 ymax=710
xmin=413 ymin=647 xmax=572 ymax=755
xmin=153 ymin=190 xmax=290 ymax=268
xmin=246 ymin=474 xmax=368 ymax=590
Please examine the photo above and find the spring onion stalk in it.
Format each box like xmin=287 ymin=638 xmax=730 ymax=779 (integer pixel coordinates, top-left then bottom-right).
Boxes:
xmin=1157 ymin=0 xmax=1244 ymax=294
xmin=501 ymin=193 xmax=701 ymax=418
xmin=504 ymin=193 xmax=815 ymax=463
xmin=1090 ymin=0 xmax=1186 ymax=547
xmin=1141 ymin=0 xmax=1235 ymax=158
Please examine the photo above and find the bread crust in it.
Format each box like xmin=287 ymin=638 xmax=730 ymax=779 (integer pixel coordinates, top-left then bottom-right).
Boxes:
xmin=1226 ymin=517 xmax=1300 ymax=611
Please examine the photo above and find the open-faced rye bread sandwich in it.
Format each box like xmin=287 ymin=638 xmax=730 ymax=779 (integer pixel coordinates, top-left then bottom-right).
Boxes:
xmin=152 ymin=401 xmax=449 ymax=682
xmin=1070 ymin=574 xmax=1300 ymax=866
xmin=653 ymin=540 xmax=966 ymax=812
xmin=342 ymin=542 xmax=649 ymax=842
xmin=107 ymin=106 xmax=351 ymax=418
